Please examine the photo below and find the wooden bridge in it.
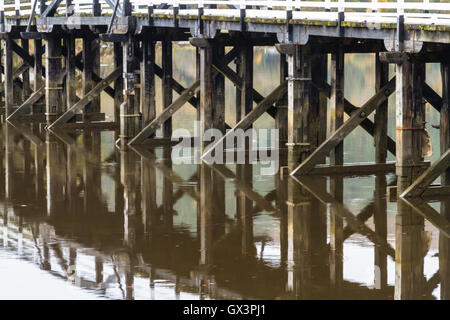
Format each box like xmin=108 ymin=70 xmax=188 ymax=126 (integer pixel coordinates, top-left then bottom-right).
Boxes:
xmin=0 ymin=1 xmax=449 ymax=206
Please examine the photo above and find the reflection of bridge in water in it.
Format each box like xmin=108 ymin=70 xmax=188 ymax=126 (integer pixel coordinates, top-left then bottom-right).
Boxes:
xmin=0 ymin=122 xmax=449 ymax=300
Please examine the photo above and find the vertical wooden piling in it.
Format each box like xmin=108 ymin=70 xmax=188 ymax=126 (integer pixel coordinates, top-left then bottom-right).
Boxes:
xmin=162 ymin=38 xmax=173 ymax=137
xmin=33 ymin=39 xmax=44 ymax=114
xmin=21 ymin=39 xmax=31 ymax=100
xmin=240 ymin=42 xmax=253 ymax=119
xmin=396 ymin=55 xmax=425 ymax=193
xmin=213 ymin=41 xmax=225 ymax=133
xmin=141 ymin=37 xmax=156 ymax=128
xmin=120 ymin=33 xmax=140 ymax=146
xmin=276 ymin=54 xmax=288 ymax=146
xmin=114 ymin=42 xmax=123 ymax=123
xmin=45 ymin=35 xmax=63 ymax=124
xmin=65 ymin=34 xmax=77 ymax=109
xmin=374 ymin=54 xmax=389 ymax=163
xmin=83 ymin=34 xmax=101 ymax=116
xmin=4 ymin=36 xmax=13 ymax=117
xmin=440 ymin=61 xmax=450 ymax=299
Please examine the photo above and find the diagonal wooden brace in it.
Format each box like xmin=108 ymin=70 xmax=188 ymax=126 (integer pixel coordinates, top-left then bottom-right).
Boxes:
xmin=48 ymin=66 xmax=122 ymax=129
xmin=6 ymin=86 xmax=45 ymax=121
xmin=291 ymin=77 xmax=396 ymax=176
xmin=201 ymin=81 xmax=287 ymax=160
xmin=128 ymin=80 xmax=200 ymax=145
xmin=401 ymin=148 xmax=450 ymax=198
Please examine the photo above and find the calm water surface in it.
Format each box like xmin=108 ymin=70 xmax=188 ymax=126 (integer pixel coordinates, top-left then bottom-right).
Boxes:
xmin=0 ymin=46 xmax=448 ymax=300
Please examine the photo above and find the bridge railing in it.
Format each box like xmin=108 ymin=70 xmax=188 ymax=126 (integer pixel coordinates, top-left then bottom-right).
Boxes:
xmin=0 ymin=0 xmax=449 ymax=25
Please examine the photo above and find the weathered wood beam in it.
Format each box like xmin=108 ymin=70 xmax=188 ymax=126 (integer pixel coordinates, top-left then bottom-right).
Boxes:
xmin=396 ymin=57 xmax=426 ymax=193
xmin=129 ymin=80 xmax=200 ymax=145
xmin=48 ymin=67 xmax=122 ymax=129
xmin=309 ymin=162 xmax=396 ymax=175
xmin=291 ymin=77 xmax=396 ymax=176
xmin=330 ymin=45 xmax=345 ymax=167
xmin=202 ymin=82 xmax=287 ymax=160
xmin=6 ymin=87 xmax=45 ymax=121
xmin=401 ymin=148 xmax=450 ymax=198
xmin=45 ymin=35 xmax=64 ymax=124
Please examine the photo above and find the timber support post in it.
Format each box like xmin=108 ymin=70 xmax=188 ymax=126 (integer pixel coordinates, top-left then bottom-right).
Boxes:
xmin=44 ymin=34 xmax=63 ymax=124
xmin=4 ymin=35 xmax=13 ymax=117
xmin=190 ymin=37 xmax=214 ymax=152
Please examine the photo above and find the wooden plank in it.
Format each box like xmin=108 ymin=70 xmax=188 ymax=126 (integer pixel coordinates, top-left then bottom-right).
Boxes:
xmin=401 ymin=149 xmax=450 ymax=198
xmin=48 ymin=66 xmax=122 ymax=129
xmin=6 ymin=87 xmax=45 ymax=120
xmin=202 ymin=82 xmax=287 ymax=160
xmin=128 ymin=80 xmax=200 ymax=145
xmin=291 ymin=77 xmax=396 ymax=176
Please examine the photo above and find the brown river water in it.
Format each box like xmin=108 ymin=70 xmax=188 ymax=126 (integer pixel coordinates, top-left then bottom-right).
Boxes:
xmin=0 ymin=45 xmax=448 ymax=300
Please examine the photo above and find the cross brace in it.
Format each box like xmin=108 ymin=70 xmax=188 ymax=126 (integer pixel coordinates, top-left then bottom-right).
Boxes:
xmin=291 ymin=77 xmax=396 ymax=176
